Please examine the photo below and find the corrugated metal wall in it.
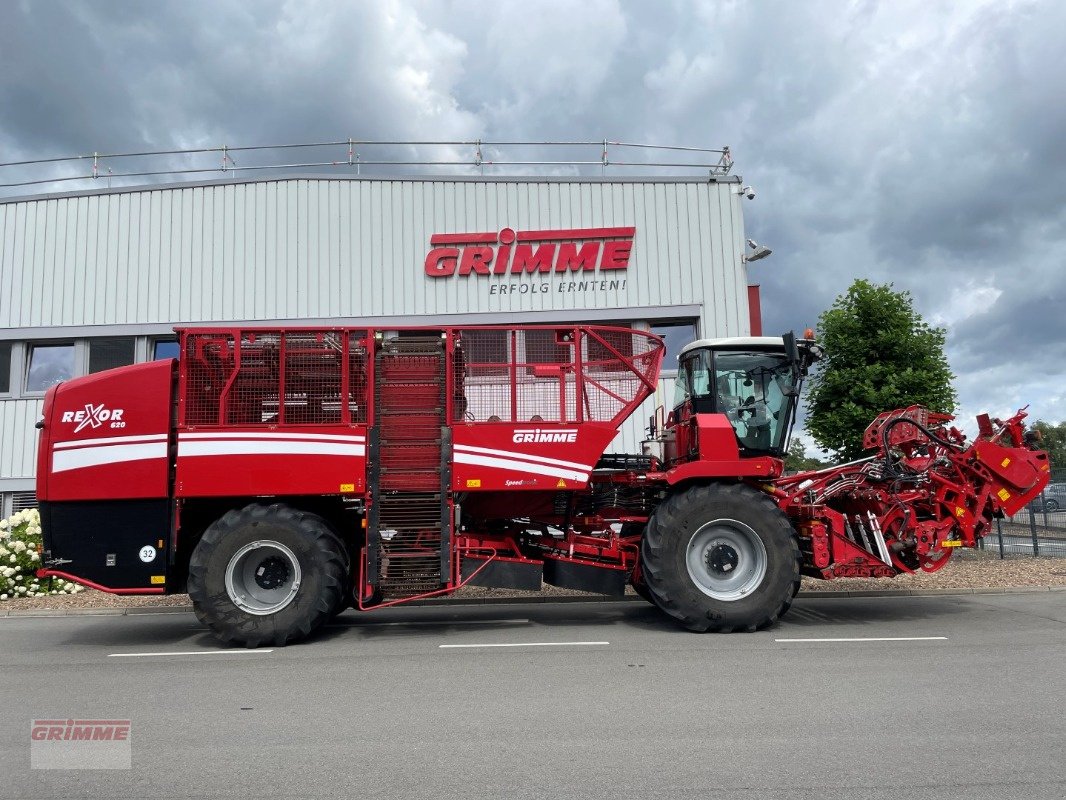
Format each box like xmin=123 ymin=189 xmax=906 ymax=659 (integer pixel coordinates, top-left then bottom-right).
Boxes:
xmin=0 ymin=178 xmax=747 ymax=332
xmin=0 ymin=176 xmax=750 ymax=481
xmin=0 ymin=400 xmax=42 ymax=479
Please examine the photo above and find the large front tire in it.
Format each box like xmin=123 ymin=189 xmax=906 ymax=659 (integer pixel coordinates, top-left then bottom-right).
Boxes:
xmin=188 ymin=504 xmax=347 ymax=647
xmin=640 ymin=483 xmax=800 ymax=632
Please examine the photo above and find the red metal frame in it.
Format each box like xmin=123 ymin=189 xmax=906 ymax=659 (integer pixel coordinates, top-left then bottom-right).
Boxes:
xmin=36 ymin=569 xmax=165 ymax=595
xmin=177 ymin=324 xmax=662 ymax=430
xmin=772 ymin=407 xmax=1050 ymax=578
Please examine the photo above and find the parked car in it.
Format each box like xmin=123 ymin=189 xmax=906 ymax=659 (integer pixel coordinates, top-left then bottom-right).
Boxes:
xmin=1029 ymin=483 xmax=1066 ymax=513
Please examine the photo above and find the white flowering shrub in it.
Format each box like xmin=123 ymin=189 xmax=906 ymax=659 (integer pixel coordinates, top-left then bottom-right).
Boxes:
xmin=0 ymin=509 xmax=83 ymax=600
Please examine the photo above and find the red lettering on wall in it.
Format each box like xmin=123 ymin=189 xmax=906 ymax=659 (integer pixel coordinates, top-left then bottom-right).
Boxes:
xmin=424 ymin=227 xmax=636 ymax=279
xmin=458 ymin=246 xmax=494 ymax=275
xmin=555 ymin=242 xmax=599 ymax=272
xmin=425 ymin=248 xmax=459 ymax=277
xmin=599 ymin=241 xmax=632 ymax=270
xmin=510 ymin=243 xmax=556 ymax=274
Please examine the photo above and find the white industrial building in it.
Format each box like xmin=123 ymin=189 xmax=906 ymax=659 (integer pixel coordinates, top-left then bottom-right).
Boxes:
xmin=0 ymin=143 xmax=764 ymax=515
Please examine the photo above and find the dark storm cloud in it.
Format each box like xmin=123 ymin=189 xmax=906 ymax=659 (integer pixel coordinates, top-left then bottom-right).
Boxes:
xmin=1 ymin=0 xmax=480 ymax=166
xmin=1 ymin=0 xmax=1063 ymax=424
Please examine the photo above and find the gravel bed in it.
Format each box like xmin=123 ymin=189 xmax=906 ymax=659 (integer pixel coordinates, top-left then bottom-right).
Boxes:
xmin=3 ymin=551 xmax=1065 ymax=612
xmin=799 ymin=550 xmax=1066 ymax=592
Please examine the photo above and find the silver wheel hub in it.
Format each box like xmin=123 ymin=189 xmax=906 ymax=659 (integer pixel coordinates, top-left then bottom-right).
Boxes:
xmin=686 ymin=518 xmax=767 ymax=601
xmin=225 ymin=540 xmax=302 ymax=615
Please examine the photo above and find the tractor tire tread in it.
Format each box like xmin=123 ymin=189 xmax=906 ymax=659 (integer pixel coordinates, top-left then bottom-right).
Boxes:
xmin=187 ymin=503 xmax=346 ymax=648
xmin=639 ymin=483 xmax=800 ymax=633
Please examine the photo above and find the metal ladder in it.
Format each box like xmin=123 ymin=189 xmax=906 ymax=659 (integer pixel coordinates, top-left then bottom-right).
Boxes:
xmin=367 ymin=335 xmax=452 ymax=596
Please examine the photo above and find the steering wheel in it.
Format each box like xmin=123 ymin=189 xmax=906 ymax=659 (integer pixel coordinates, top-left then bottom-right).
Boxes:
xmin=739 ymin=396 xmax=770 ymax=428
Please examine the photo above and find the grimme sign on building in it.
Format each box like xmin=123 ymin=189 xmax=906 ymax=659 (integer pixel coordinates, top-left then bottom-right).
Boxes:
xmin=424 ymin=226 xmax=633 ymax=296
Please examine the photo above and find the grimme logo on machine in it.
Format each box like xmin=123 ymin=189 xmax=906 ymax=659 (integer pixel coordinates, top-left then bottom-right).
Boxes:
xmin=424 ymin=227 xmax=635 ymax=288
xmin=513 ymin=428 xmax=578 ymax=444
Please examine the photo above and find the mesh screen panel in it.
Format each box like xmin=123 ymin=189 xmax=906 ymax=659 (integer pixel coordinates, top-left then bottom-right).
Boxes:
xmin=281 ymin=331 xmax=345 ymax=425
xmin=228 ymin=332 xmax=282 ymax=424
xmin=181 ymin=326 xmax=660 ymax=428
xmin=183 ymin=333 xmax=236 ymax=425
xmin=347 ymin=338 xmax=370 ymax=424
xmin=181 ymin=330 xmax=368 ymax=426
xmin=453 ymin=326 xmax=661 ymax=425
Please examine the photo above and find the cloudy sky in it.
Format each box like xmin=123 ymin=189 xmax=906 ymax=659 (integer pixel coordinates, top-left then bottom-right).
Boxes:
xmin=2 ymin=0 xmax=1064 ymax=435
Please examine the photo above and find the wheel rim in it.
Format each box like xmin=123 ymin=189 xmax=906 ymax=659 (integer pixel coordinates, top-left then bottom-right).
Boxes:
xmin=685 ymin=518 xmax=767 ymax=601
xmin=224 ymin=540 xmax=302 ymax=615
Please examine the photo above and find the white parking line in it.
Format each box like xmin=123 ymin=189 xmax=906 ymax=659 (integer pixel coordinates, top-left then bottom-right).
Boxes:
xmin=439 ymin=641 xmax=609 ymax=649
xmin=108 ymin=649 xmax=275 ymax=657
xmin=329 ymin=618 xmax=531 ymax=628
xmin=774 ymin=636 xmax=948 ymax=643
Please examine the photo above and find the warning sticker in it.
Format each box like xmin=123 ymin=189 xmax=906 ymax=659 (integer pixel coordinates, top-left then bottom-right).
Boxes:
xmin=466 ymin=479 xmax=482 ymax=488
xmin=941 ymin=540 xmax=962 ymax=548
xmin=997 ymin=488 xmax=1011 ymax=501
xmin=150 ymin=575 xmax=165 ymax=584
xmin=339 ymin=483 xmax=355 ymax=493
xmin=556 ymin=479 xmax=568 ymax=488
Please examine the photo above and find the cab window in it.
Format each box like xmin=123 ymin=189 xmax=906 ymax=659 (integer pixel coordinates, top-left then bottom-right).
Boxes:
xmin=673 ymin=350 xmax=711 ymax=411
xmin=713 ymin=350 xmax=795 ymax=453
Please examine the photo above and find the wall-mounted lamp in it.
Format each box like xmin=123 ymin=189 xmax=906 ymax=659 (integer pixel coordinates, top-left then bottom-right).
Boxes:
xmin=743 ymin=238 xmax=772 ymax=263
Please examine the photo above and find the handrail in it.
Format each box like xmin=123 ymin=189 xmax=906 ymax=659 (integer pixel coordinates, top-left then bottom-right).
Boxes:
xmin=0 ymin=139 xmax=733 ymax=192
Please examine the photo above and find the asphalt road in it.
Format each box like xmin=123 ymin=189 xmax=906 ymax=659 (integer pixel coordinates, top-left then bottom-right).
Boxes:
xmin=2 ymin=593 xmax=1065 ymax=800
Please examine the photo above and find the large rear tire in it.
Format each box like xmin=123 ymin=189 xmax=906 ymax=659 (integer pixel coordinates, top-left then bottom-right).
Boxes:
xmin=320 ymin=529 xmax=353 ymax=619
xmin=188 ymin=504 xmax=347 ymax=647
xmin=640 ymin=483 xmax=800 ymax=632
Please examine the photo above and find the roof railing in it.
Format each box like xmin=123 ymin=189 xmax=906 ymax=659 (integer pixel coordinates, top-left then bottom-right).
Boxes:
xmin=0 ymin=139 xmax=734 ymax=192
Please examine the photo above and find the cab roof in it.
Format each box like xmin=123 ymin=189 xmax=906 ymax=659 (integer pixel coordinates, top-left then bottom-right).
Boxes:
xmin=680 ymin=336 xmax=789 ymax=356
xmin=678 ymin=336 xmax=822 ymax=360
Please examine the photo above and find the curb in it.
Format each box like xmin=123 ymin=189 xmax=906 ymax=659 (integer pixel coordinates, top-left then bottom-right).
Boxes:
xmin=796 ymin=585 xmax=1066 ymax=598
xmin=2 ymin=585 xmax=1065 ymax=617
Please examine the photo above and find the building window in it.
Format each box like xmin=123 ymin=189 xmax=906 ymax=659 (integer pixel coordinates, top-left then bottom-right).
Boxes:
xmin=652 ymin=321 xmax=697 ymax=374
xmin=89 ymin=338 xmax=136 ymax=374
xmin=0 ymin=342 xmax=10 ymax=394
xmin=153 ymin=339 xmax=180 ymax=360
xmin=26 ymin=343 xmax=75 ymax=393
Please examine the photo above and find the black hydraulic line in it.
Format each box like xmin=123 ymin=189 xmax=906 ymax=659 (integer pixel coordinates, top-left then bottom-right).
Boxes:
xmin=879 ymin=415 xmax=961 ymax=478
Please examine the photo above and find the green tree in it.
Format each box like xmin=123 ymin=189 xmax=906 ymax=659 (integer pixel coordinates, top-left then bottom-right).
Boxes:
xmin=806 ymin=279 xmax=957 ymax=461
xmin=784 ymin=437 xmax=827 ymax=473
xmin=1032 ymin=420 xmax=1066 ymax=473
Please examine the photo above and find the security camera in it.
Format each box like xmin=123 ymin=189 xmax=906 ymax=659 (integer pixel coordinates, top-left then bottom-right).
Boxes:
xmin=741 ymin=185 xmax=755 ymax=200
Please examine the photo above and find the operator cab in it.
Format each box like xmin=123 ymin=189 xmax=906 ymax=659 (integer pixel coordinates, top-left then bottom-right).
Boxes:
xmin=672 ymin=335 xmax=822 ymax=457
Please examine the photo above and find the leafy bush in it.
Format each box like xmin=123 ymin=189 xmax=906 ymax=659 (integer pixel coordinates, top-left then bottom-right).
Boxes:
xmin=0 ymin=509 xmax=83 ymax=600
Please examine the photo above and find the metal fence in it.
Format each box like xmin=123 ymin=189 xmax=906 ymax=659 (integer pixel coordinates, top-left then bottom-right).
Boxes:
xmin=975 ymin=485 xmax=1066 ymax=558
